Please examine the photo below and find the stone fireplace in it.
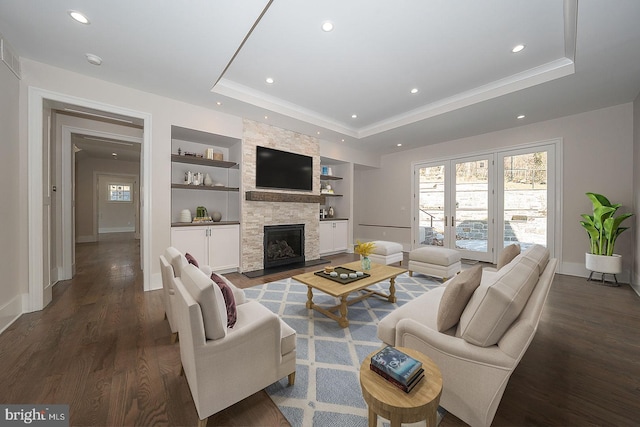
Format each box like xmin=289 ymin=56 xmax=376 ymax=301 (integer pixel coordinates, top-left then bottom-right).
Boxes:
xmin=241 ymin=119 xmax=322 ymax=272
xmin=263 ymin=224 xmax=305 ymax=269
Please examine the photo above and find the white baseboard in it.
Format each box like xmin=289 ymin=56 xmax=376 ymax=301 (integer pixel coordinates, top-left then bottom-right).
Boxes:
xmin=98 ymin=227 xmax=135 ymax=233
xmin=76 ymin=235 xmax=97 ymax=243
xmin=0 ymin=294 xmax=24 ymax=334
xmin=560 ymin=260 xmax=631 ymax=284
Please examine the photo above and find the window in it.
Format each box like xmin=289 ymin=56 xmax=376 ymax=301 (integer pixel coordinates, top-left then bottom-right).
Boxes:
xmin=108 ymin=183 xmax=132 ymax=202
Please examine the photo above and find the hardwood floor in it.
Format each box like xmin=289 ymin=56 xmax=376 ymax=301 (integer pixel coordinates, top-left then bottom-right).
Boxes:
xmin=1 ymin=238 xmax=638 ymax=426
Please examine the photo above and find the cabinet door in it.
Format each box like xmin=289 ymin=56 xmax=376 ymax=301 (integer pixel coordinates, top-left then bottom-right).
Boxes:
xmin=171 ymin=227 xmax=208 ymax=265
xmin=319 ymin=221 xmax=334 ymax=254
xmin=208 ymin=224 xmax=240 ymax=272
xmin=332 ymin=221 xmax=349 ymax=252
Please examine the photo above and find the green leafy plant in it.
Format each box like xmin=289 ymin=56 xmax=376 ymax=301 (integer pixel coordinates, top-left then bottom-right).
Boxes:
xmin=580 ymin=192 xmax=633 ymax=256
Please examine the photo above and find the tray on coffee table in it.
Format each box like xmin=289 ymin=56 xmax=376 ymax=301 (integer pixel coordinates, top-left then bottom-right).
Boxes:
xmin=314 ymin=266 xmax=370 ymax=285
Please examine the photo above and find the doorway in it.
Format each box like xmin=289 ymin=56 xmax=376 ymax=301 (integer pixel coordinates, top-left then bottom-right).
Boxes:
xmin=27 ymin=88 xmax=152 ymax=312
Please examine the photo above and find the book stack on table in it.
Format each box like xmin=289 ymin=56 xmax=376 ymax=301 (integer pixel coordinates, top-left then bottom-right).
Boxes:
xmin=370 ymin=346 xmax=425 ymax=393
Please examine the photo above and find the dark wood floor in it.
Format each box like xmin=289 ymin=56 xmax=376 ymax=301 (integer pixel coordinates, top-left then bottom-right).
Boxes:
xmin=1 ymin=236 xmax=639 ymax=426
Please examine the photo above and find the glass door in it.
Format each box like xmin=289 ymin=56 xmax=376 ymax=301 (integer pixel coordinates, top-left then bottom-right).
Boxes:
xmin=498 ymin=144 xmax=555 ymax=253
xmin=452 ymin=156 xmax=494 ymax=262
xmin=414 ymin=155 xmax=494 ymax=262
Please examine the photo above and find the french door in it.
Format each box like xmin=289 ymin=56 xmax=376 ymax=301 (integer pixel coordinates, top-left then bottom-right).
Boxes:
xmin=413 ymin=142 xmax=557 ymax=263
xmin=414 ymin=154 xmax=495 ymax=262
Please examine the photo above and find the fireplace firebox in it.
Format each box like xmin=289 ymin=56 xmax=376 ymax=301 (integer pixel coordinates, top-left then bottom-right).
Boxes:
xmin=263 ymin=224 xmax=305 ymax=269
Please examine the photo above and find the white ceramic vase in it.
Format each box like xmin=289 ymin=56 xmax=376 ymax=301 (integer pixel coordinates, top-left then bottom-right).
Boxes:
xmin=585 ymin=253 xmax=622 ymax=274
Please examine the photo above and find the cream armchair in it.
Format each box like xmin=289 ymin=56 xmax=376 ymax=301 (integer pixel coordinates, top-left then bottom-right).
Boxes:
xmin=174 ymin=264 xmax=296 ymax=426
xmin=159 ymin=248 xmax=179 ymax=343
xmin=378 ymin=245 xmax=557 ymax=427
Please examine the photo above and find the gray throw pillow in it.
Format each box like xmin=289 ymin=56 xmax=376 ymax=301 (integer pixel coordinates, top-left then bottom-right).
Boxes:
xmin=437 ymin=265 xmax=482 ymax=332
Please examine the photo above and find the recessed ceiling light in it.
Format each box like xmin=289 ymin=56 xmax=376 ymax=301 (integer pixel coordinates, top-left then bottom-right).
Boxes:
xmin=321 ymin=21 xmax=334 ymax=32
xmin=397 ymin=143 xmax=402 ymax=147
xmin=317 ymin=131 xmax=321 ymax=135
xmin=512 ymin=44 xmax=525 ymax=53
xmin=68 ymin=10 xmax=90 ymax=24
xmin=264 ymin=115 xmax=268 ymax=119
xmin=265 ymin=77 xmax=274 ymax=84
xmin=85 ymin=53 xmax=102 ymax=66
xmin=410 ymin=88 xmax=419 ymax=94
xmin=351 ymin=114 xmax=357 ymax=119
xmin=216 ymin=101 xmax=222 ymax=106
xmin=517 ymin=114 xmax=526 ymax=119
xmin=341 ymin=139 xmax=345 ymax=142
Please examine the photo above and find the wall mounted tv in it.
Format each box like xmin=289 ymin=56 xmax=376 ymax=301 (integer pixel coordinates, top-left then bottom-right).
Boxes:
xmin=256 ymin=146 xmax=313 ymax=191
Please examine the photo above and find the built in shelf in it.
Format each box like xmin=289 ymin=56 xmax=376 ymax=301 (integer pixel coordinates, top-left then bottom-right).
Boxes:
xmin=171 ymin=184 xmax=239 ymax=191
xmin=245 ymin=191 xmax=326 ymax=204
xmin=171 ymin=154 xmax=237 ymax=168
xmin=321 ymin=193 xmax=343 ymax=197
xmin=320 ymin=174 xmax=342 ymax=180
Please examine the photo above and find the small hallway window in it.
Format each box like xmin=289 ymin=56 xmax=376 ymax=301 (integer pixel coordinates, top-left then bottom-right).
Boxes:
xmin=108 ymin=183 xmax=131 ymax=202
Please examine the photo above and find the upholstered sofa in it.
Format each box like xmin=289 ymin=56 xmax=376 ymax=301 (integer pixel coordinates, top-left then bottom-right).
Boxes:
xmin=378 ymin=245 xmax=557 ymax=427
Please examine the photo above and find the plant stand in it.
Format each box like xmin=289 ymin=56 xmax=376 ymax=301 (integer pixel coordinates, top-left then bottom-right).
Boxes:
xmin=587 ymin=271 xmax=619 ymax=287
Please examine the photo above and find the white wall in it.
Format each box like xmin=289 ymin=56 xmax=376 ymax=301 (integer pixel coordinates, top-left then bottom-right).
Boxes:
xmin=355 ymin=103 xmax=635 ymax=279
xmin=0 ymin=58 xmax=23 ymax=332
xmin=633 ymin=93 xmax=640 ymax=296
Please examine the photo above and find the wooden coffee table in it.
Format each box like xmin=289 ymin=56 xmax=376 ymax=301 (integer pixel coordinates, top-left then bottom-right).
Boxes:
xmin=360 ymin=346 xmax=443 ymax=427
xmin=292 ymin=260 xmax=407 ymax=327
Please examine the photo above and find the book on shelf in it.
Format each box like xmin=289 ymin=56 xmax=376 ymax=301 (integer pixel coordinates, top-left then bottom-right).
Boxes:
xmin=370 ymin=346 xmax=423 ymax=385
xmin=370 ymin=363 xmax=425 ymax=393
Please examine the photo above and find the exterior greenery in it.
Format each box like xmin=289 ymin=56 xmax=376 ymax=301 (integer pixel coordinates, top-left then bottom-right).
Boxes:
xmin=580 ymin=192 xmax=633 ymax=256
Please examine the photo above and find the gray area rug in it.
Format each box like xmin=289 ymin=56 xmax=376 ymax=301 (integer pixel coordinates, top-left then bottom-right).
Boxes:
xmin=245 ymin=272 xmax=443 ymax=427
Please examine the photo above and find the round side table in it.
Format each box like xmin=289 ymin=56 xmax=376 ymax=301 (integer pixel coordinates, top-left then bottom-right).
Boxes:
xmin=360 ymin=346 xmax=443 ymax=427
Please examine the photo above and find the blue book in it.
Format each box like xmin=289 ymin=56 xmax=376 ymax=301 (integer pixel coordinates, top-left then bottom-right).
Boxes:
xmin=370 ymin=346 xmax=423 ymax=385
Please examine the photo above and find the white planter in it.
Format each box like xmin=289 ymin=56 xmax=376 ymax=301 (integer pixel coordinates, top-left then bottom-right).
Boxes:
xmin=585 ymin=253 xmax=622 ymax=274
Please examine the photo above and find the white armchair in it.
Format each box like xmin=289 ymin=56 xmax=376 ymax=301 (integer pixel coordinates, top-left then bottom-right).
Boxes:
xmin=159 ymin=247 xmax=182 ymax=343
xmin=174 ymin=264 xmax=296 ymax=426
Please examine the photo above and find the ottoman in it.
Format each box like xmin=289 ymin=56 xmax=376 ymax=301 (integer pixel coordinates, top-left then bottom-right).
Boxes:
xmin=409 ymin=246 xmax=461 ymax=280
xmin=368 ymin=241 xmax=403 ymax=266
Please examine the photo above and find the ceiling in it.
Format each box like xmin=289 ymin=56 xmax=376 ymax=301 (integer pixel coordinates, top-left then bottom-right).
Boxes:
xmin=1 ymin=0 xmax=640 ymax=155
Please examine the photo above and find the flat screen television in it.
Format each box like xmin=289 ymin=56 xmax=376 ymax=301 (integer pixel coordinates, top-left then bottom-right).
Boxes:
xmin=256 ymin=146 xmax=313 ymax=191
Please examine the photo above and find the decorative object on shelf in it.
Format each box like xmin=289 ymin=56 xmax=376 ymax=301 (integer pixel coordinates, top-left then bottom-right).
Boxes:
xmin=213 ymin=152 xmax=224 ymax=161
xmin=321 ymin=184 xmax=334 ymax=194
xmin=204 ymin=173 xmax=213 ymax=186
xmin=322 ymin=165 xmax=328 ymax=175
xmin=180 ymin=209 xmax=192 ymax=223
xmin=196 ymin=206 xmax=208 ymax=218
xmin=177 ymin=148 xmax=182 ymax=155
xmin=580 ymin=192 xmax=633 ymax=286
xmin=328 ymin=206 xmax=335 ymax=218
xmin=192 ymin=172 xmax=203 ymax=186
xmin=205 ymin=148 xmax=214 ymax=160
xmin=327 ymin=167 xmax=333 ymax=176
xmin=211 ymin=211 xmax=222 ymax=222
xmin=355 ymin=240 xmax=376 ymax=271
xmin=184 ymin=171 xmax=193 ymax=185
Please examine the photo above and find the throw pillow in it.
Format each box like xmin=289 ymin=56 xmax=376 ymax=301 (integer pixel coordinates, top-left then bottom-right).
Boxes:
xmin=185 ymin=252 xmax=199 ymax=268
xmin=211 ymin=273 xmax=237 ymax=328
xmin=497 ymin=243 xmax=520 ymax=270
xmin=437 ymin=265 xmax=483 ymax=332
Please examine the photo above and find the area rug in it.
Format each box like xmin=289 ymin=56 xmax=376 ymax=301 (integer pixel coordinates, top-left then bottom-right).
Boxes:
xmin=244 ymin=272 xmax=443 ymax=427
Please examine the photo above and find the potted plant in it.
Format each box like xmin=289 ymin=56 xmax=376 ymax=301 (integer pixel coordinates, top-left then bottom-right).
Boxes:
xmin=579 ymin=192 xmax=633 ymax=277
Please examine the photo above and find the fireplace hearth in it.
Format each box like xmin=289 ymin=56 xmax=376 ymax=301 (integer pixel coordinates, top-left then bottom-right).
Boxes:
xmin=263 ymin=224 xmax=305 ymax=269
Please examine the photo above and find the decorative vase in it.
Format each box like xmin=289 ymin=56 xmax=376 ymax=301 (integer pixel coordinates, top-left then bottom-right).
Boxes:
xmin=211 ymin=211 xmax=222 ymax=222
xmin=204 ymin=173 xmax=213 ymax=186
xmin=361 ymin=256 xmax=371 ymax=271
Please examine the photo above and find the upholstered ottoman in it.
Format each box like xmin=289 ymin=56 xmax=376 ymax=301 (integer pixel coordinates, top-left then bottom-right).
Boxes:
xmin=408 ymin=246 xmax=461 ymax=280
xmin=368 ymin=240 xmax=403 ymax=266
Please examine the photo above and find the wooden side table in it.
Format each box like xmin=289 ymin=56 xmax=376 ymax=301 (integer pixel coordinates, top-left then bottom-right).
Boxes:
xmin=360 ymin=347 xmax=443 ymax=427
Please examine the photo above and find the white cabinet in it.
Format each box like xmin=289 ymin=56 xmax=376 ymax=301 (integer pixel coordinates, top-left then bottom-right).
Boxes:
xmin=319 ymin=220 xmax=349 ymax=255
xmin=171 ymin=224 xmax=240 ymax=273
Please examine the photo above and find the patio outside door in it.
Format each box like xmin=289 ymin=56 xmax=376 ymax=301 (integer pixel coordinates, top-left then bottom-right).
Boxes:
xmin=414 ymin=155 xmax=494 ymax=262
